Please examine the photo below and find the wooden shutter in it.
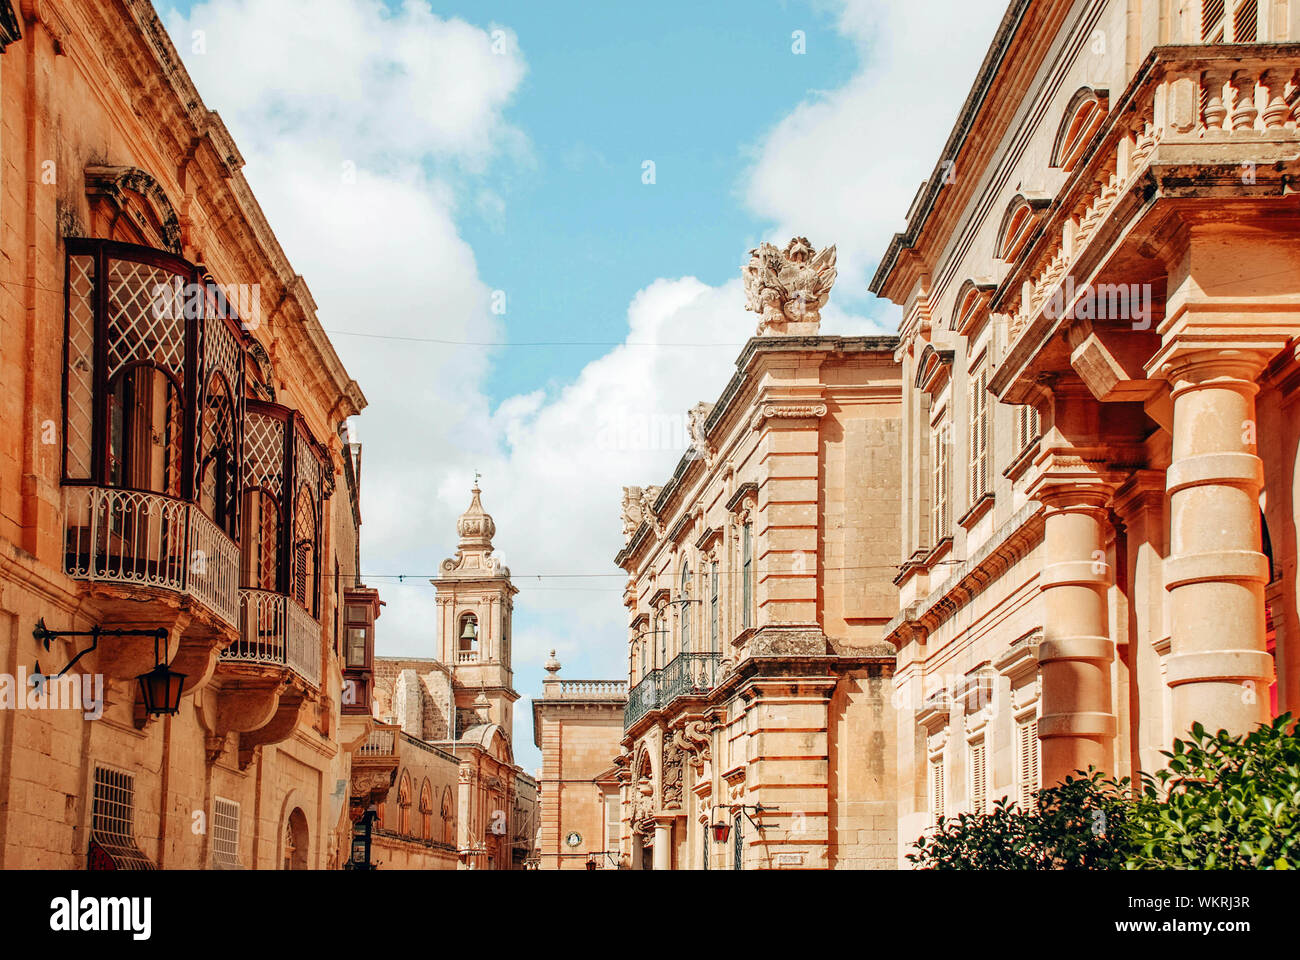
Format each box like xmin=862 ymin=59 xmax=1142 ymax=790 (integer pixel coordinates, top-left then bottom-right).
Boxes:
xmin=1019 ymin=718 xmax=1040 ymax=808
xmin=931 ymin=755 xmax=945 ymax=824
xmin=969 ymin=370 xmax=989 ymax=503
xmin=970 ymin=740 xmax=987 ymax=814
xmin=932 ymin=422 xmax=950 ymax=541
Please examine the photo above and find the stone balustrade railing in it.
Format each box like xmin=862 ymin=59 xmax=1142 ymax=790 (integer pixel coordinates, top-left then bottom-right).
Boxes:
xmin=1000 ymin=44 xmax=1300 ymax=349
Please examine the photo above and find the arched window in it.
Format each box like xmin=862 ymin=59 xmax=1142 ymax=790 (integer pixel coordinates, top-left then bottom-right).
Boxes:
xmin=292 ymin=484 xmax=318 ymax=615
xmin=419 ymin=780 xmax=433 ymax=841
xmin=199 ymin=372 xmax=238 ymax=536
xmin=397 ymin=772 xmax=412 ymax=836
xmin=107 ymin=362 xmax=184 ymax=496
xmin=1051 ymin=88 xmax=1108 ymax=173
xmin=441 ymin=788 xmax=454 ymax=845
xmin=680 ymin=562 xmax=692 ymax=654
xmin=997 ymin=195 xmax=1046 ymax=262
xmin=459 ymin=613 xmax=479 ymax=659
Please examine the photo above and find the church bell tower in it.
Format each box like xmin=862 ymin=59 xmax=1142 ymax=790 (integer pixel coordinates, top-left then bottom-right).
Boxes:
xmin=431 ymin=484 xmax=519 ymax=742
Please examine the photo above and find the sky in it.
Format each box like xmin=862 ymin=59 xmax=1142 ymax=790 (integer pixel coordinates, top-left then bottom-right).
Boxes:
xmin=161 ymin=0 xmax=1008 ymax=774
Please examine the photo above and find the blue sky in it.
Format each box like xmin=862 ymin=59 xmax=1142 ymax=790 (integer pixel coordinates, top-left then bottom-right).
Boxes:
xmin=163 ymin=0 xmax=1007 ymax=775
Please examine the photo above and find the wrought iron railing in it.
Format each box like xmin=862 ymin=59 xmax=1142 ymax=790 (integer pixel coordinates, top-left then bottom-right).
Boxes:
xmin=63 ymin=485 xmax=240 ymax=627
xmin=624 ymin=653 xmax=723 ymax=729
xmin=223 ymin=588 xmax=321 ymax=687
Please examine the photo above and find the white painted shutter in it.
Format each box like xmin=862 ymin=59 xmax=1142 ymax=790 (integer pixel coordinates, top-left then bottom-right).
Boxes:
xmin=970 ymin=740 xmax=986 ymax=814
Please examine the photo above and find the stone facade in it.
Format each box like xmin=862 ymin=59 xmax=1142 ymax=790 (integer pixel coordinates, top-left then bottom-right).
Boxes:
xmin=370 ymin=486 xmax=540 ymax=869
xmin=614 ymin=247 xmax=905 ymax=869
xmin=872 ymin=0 xmax=1300 ymax=862
xmin=0 ymin=0 xmax=376 ymax=869
xmin=531 ymin=651 xmax=627 ymax=869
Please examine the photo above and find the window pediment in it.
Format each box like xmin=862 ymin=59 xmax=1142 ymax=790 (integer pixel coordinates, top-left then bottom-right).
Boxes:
xmin=949 ymin=279 xmax=997 ymax=336
xmin=996 ymin=194 xmax=1050 ymax=263
xmin=1051 ymin=87 xmax=1109 ymax=173
xmin=914 ymin=344 xmax=955 ymax=395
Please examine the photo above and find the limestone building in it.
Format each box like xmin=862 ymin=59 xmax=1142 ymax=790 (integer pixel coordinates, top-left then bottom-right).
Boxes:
xmin=0 ymin=0 xmax=381 ymax=869
xmin=531 ymin=650 xmax=627 ymax=869
xmin=614 ymin=239 xmax=905 ymax=870
xmin=370 ymin=486 xmax=540 ymax=869
xmin=871 ymin=0 xmax=1300 ymax=859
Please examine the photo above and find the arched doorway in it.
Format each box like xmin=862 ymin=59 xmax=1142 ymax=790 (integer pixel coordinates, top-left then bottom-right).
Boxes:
xmin=283 ymin=808 xmax=309 ymax=870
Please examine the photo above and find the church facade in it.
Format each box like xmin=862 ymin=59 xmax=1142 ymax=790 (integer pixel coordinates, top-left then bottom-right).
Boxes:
xmin=370 ymin=486 xmax=540 ymax=869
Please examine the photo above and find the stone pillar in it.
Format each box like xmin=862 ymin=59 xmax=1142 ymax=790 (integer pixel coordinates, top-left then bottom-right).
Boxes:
xmin=652 ymin=817 xmax=673 ymax=871
xmin=1112 ymin=471 xmax=1169 ymax=778
xmin=1163 ymin=352 xmax=1273 ymax=735
xmin=1035 ymin=482 xmax=1118 ymax=786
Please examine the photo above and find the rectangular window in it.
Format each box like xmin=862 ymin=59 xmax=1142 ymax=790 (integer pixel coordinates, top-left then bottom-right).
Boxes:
xmin=741 ymin=523 xmax=753 ymax=629
xmin=604 ymin=794 xmax=621 ymax=854
xmin=969 ymin=368 xmax=989 ymax=504
xmin=1018 ymin=717 xmax=1040 ymax=809
xmin=931 ymin=419 xmax=951 ymax=543
xmin=212 ymin=797 xmax=241 ymax=868
xmin=346 ymin=627 xmax=368 ymax=668
xmin=710 ymin=562 xmax=719 ymax=653
xmin=930 ymin=754 xmax=946 ymax=825
xmin=970 ymin=740 xmax=987 ymax=815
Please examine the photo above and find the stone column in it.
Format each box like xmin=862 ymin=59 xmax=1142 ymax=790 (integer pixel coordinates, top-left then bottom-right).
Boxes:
xmin=1035 ymin=481 xmax=1118 ymax=786
xmin=652 ymin=817 xmax=673 ymax=871
xmin=1112 ymin=471 xmax=1169 ymax=778
xmin=1162 ymin=352 xmax=1273 ymax=735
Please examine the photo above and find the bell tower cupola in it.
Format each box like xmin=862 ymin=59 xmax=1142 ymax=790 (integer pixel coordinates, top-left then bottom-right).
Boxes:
xmin=431 ymin=483 xmax=519 ymax=742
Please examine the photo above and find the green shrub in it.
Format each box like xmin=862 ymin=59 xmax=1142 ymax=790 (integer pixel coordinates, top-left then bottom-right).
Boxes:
xmin=908 ymin=714 xmax=1299 ymax=870
xmin=1126 ymin=715 xmax=1300 ymax=870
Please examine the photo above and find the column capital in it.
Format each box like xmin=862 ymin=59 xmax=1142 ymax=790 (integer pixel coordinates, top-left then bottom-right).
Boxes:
xmin=1147 ymin=342 xmax=1283 ymax=391
xmin=1110 ymin=469 xmax=1167 ymax=520
xmin=1026 ymin=451 xmax=1122 ymax=508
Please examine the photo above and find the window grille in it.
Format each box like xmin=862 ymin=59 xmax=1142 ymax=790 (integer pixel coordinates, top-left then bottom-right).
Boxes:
xmin=89 ymin=766 xmax=154 ymax=870
xmin=212 ymin=797 xmax=242 ymax=869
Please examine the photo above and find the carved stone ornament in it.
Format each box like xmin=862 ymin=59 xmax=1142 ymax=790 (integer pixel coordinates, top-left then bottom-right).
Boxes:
xmin=661 ymin=734 xmax=685 ymax=810
xmin=671 ymin=719 xmax=712 ymax=772
xmin=748 ymin=627 xmax=830 ymax=657
xmin=621 ymin=486 xmax=645 ymax=543
xmin=441 ymin=484 xmax=508 ymax=577
xmin=742 ymin=237 xmax=837 ymax=335
xmin=749 ymin=402 xmax=828 ymax=432
xmin=687 ymin=401 xmax=715 ymax=462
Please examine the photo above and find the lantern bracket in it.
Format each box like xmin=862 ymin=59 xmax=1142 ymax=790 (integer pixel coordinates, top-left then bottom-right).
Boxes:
xmin=30 ymin=618 xmax=167 ymax=691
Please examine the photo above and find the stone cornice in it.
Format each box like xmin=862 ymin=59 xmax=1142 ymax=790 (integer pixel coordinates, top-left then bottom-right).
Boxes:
xmin=725 ymin=482 xmax=758 ymax=514
xmin=883 ymin=502 xmax=1044 ymax=645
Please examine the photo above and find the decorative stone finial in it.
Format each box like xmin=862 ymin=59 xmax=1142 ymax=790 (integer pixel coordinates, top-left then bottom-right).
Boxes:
xmin=544 ymin=649 xmax=561 ymax=674
xmin=473 ymin=683 xmax=491 ymax=722
xmin=742 ymin=237 xmax=838 ymax=336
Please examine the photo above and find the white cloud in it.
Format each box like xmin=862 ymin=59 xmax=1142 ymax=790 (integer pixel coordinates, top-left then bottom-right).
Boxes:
xmin=745 ymin=0 xmax=1008 ymax=304
xmin=163 ymin=0 xmax=1009 ymax=774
